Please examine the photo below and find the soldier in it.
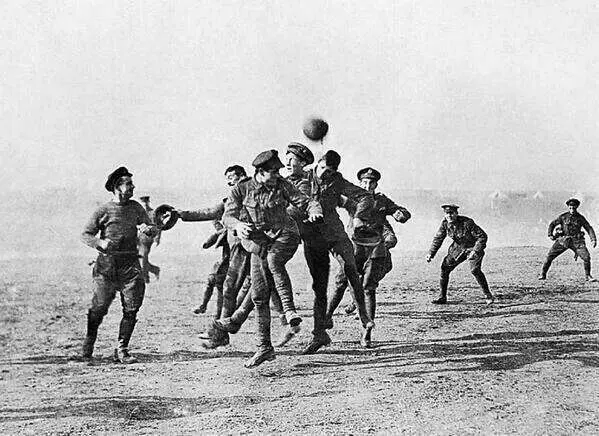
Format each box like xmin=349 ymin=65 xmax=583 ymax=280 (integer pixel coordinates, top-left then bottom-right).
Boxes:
xmin=301 ymin=150 xmax=375 ymax=354
xmin=328 ymin=167 xmax=411 ymax=346
xmin=76 ymin=166 xmax=158 ymax=363
xmin=426 ymin=204 xmax=494 ymax=305
xmin=222 ymin=150 xmax=322 ymax=367
xmin=539 ymin=198 xmax=597 ymax=281
xmin=176 ymin=165 xmax=248 ymax=316
xmin=137 ymin=195 xmax=161 ymax=284
xmin=214 ymin=142 xmax=316 ymax=347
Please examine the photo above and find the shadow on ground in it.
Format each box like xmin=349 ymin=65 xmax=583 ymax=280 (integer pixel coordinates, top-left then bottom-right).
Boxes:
xmin=289 ymin=329 xmax=599 ymax=378
xmin=0 ymin=389 xmax=337 ymax=423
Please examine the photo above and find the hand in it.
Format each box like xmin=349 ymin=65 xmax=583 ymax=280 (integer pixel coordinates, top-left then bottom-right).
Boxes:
xmin=352 ymin=217 xmax=366 ymax=229
xmin=235 ymin=223 xmax=253 ymax=239
xmin=426 ymin=254 xmax=433 ymax=263
xmin=139 ymin=223 xmax=158 ymax=237
xmin=97 ymin=239 xmax=113 ymax=252
xmin=307 ymin=212 xmax=324 ymax=223
xmin=392 ymin=209 xmax=409 ymax=223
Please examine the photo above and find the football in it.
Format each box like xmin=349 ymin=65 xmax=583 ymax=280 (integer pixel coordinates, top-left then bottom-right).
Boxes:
xmin=302 ymin=117 xmax=329 ymax=141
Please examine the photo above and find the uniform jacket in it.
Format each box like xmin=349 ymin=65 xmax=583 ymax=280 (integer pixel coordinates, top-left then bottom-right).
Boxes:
xmin=306 ymin=170 xmax=373 ymax=242
xmin=429 ymin=215 xmax=487 ymax=259
xmin=223 ymin=176 xmax=321 ymax=236
xmin=286 ymin=170 xmax=312 ymax=237
xmin=342 ymin=192 xmax=408 ymax=256
xmin=548 ymin=212 xmax=596 ymax=243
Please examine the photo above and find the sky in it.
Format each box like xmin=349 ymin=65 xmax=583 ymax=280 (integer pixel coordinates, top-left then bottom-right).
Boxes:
xmin=1 ymin=0 xmax=598 ymax=194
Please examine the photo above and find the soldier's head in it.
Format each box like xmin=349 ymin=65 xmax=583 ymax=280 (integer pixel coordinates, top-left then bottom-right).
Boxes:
xmin=315 ymin=150 xmax=341 ymax=181
xmin=139 ymin=195 xmax=150 ymax=206
xmin=357 ymin=167 xmax=381 ymax=193
xmin=442 ymin=204 xmax=459 ymax=223
xmin=105 ymin=166 xmax=134 ymax=202
xmin=566 ymin=198 xmax=580 ymax=214
xmin=224 ymin=165 xmax=247 ymax=187
xmin=252 ymin=150 xmax=284 ymax=187
xmin=286 ymin=142 xmax=314 ymax=176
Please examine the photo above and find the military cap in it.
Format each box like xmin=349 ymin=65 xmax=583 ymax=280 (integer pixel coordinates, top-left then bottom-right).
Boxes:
xmin=319 ymin=150 xmax=341 ymax=170
xmin=441 ymin=204 xmax=459 ymax=212
xmin=566 ymin=198 xmax=580 ymax=207
xmin=286 ymin=142 xmax=314 ymax=165
xmin=105 ymin=166 xmax=132 ymax=192
xmin=252 ymin=150 xmax=284 ymax=170
xmin=139 ymin=195 xmax=150 ymax=201
xmin=357 ymin=167 xmax=381 ymax=182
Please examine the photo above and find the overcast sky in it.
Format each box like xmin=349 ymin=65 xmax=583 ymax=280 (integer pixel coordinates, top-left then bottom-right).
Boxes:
xmin=1 ymin=0 xmax=598 ymax=194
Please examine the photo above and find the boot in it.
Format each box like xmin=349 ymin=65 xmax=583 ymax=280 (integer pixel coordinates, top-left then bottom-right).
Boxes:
xmin=113 ymin=346 xmax=138 ymax=364
xmin=114 ymin=314 xmax=138 ymax=363
xmin=200 ymin=323 xmax=230 ymax=349
xmin=71 ymin=310 xmax=103 ymax=361
xmin=275 ymin=324 xmax=300 ymax=347
xmin=214 ymin=317 xmax=242 ymax=334
xmin=301 ymin=332 xmax=332 ymax=355
xmin=244 ymin=347 xmax=276 ymax=368
xmin=360 ymin=321 xmax=375 ymax=348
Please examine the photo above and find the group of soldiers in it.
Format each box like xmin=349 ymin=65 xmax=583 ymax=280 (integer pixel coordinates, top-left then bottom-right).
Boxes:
xmin=74 ymin=141 xmax=597 ymax=368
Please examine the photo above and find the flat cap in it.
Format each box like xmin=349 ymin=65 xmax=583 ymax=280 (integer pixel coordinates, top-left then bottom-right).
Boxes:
xmin=286 ymin=142 xmax=314 ymax=165
xmin=566 ymin=198 xmax=580 ymax=207
xmin=252 ymin=150 xmax=284 ymax=170
xmin=441 ymin=204 xmax=459 ymax=212
xmin=357 ymin=167 xmax=381 ymax=182
xmin=105 ymin=166 xmax=132 ymax=192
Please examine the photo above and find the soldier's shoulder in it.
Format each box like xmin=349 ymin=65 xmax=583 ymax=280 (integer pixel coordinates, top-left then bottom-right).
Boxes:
xmin=459 ymin=215 xmax=475 ymax=224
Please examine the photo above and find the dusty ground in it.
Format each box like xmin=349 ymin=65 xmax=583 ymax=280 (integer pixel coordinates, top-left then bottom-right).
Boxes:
xmin=1 ymin=246 xmax=598 ymax=435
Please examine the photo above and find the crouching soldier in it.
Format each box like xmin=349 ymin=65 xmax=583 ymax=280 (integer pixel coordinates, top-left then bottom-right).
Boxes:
xmin=223 ymin=150 xmax=322 ymax=367
xmin=539 ymin=198 xmax=597 ymax=281
xmin=76 ymin=166 xmax=158 ymax=363
xmin=426 ymin=204 xmax=494 ymax=305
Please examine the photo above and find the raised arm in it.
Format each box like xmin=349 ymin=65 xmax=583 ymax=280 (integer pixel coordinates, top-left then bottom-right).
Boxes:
xmin=178 ymin=202 xmax=225 ymax=222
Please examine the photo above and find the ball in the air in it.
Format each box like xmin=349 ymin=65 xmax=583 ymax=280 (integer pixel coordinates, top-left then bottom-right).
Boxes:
xmin=303 ymin=117 xmax=329 ymax=141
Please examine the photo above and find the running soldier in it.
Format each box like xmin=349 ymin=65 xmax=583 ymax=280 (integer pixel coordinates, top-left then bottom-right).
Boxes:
xmin=76 ymin=166 xmax=158 ymax=363
xmin=427 ymin=204 xmax=494 ymax=305
xmin=222 ymin=150 xmax=322 ymax=367
xmin=539 ymin=198 xmax=597 ymax=281
xmin=328 ymin=167 xmax=411 ymax=346
xmin=301 ymin=150 xmax=375 ymax=354
xmin=214 ymin=142 xmax=316 ymax=347
xmin=137 ymin=195 xmax=161 ymax=283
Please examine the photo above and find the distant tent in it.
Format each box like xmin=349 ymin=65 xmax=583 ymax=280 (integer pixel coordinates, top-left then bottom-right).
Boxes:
xmin=532 ymin=191 xmax=545 ymax=200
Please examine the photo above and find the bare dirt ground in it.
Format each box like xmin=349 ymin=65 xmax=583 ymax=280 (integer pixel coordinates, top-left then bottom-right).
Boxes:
xmin=1 ymin=246 xmax=598 ymax=435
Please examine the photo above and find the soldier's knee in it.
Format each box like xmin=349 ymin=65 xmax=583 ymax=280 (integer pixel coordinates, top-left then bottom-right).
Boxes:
xmin=122 ymin=309 xmax=138 ymax=320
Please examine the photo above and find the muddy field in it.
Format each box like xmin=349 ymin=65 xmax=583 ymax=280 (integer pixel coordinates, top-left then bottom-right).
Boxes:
xmin=1 ymin=246 xmax=598 ymax=434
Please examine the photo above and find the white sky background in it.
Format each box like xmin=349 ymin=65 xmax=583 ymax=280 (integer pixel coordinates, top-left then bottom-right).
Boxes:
xmin=1 ymin=0 xmax=598 ymax=193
